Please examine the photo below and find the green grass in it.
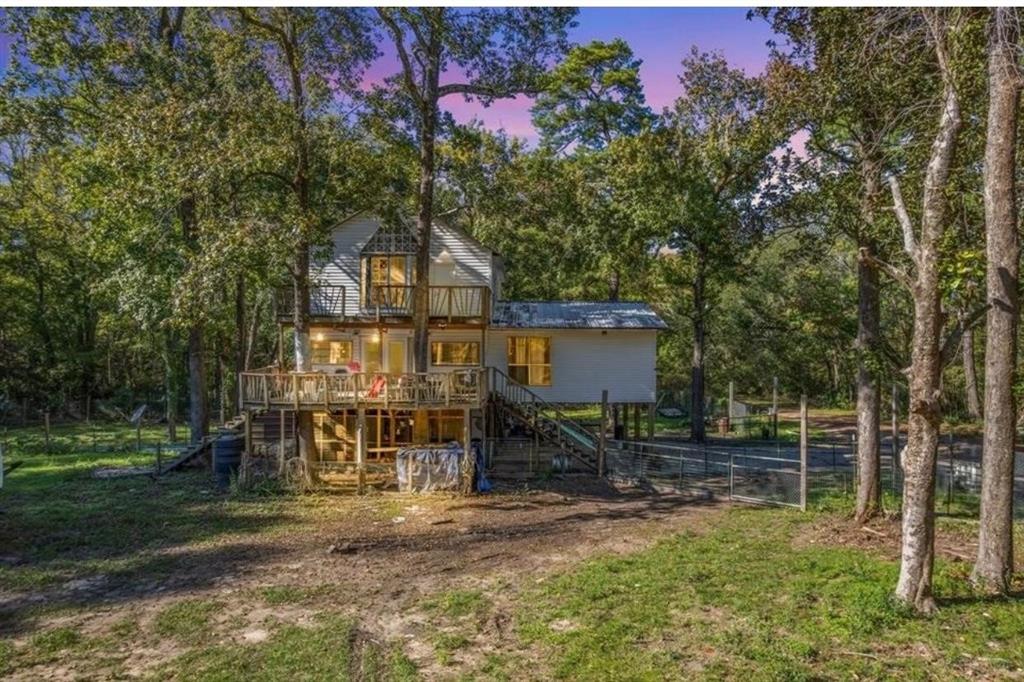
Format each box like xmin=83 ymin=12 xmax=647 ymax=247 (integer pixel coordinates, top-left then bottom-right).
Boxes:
xmin=151 ymin=615 xmax=416 ymax=681
xmin=154 ymin=599 xmax=223 ymax=640
xmin=422 ymin=589 xmax=490 ymax=619
xmin=463 ymin=508 xmax=1023 ymax=680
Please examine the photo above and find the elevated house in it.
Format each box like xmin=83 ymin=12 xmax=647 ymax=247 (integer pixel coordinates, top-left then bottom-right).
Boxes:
xmin=238 ymin=213 xmax=666 ymax=486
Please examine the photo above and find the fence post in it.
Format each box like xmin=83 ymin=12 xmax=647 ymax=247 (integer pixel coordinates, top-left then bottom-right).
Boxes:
xmin=598 ymin=390 xmax=608 ymax=477
xmin=799 ymin=394 xmax=808 ymax=511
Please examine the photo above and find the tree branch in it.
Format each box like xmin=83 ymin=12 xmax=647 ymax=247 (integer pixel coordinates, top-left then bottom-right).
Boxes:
xmin=887 ymin=175 xmax=919 ymax=263
xmin=858 ymin=246 xmax=913 ymax=292
xmin=939 ymin=303 xmax=991 ymax=368
xmin=376 ymin=9 xmax=424 ymax=109
xmin=437 ymin=82 xmax=518 ymax=100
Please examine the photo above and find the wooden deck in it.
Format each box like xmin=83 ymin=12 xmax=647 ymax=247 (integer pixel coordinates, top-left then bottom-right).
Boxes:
xmin=274 ymin=284 xmax=490 ymax=323
xmin=239 ymin=369 xmax=486 ymax=411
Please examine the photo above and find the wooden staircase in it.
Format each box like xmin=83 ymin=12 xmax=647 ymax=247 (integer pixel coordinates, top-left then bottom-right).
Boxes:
xmin=156 ymin=413 xmax=249 ymax=475
xmin=489 ymin=368 xmax=599 ymax=473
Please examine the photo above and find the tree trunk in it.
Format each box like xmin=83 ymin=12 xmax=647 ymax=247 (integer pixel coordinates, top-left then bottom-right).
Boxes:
xmin=292 ymin=241 xmax=315 ymax=473
xmin=961 ymin=322 xmax=982 ymax=421
xmin=973 ymin=6 xmax=1020 ymax=594
xmin=855 ymin=241 xmax=882 ymax=522
xmin=894 ymin=17 xmax=961 ymax=613
xmin=412 ymin=65 xmax=440 ymax=373
xmin=163 ymin=330 xmax=179 ymax=443
xmin=233 ymin=273 xmax=245 ymax=417
xmin=690 ymin=254 xmax=707 ymax=442
xmin=609 ymin=270 xmax=621 ymax=301
xmin=187 ymin=325 xmax=208 ymax=445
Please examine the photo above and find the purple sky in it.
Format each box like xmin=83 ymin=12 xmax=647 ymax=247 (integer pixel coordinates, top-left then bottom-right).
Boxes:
xmin=0 ymin=8 xmax=780 ymax=143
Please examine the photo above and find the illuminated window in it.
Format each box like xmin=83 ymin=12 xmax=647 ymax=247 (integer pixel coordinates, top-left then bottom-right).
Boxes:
xmin=507 ymin=337 xmax=551 ymax=386
xmin=431 ymin=341 xmax=480 ymax=366
xmin=310 ymin=339 xmax=353 ymax=365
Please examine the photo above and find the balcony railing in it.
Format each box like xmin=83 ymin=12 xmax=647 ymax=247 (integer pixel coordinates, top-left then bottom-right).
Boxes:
xmin=276 ymin=285 xmax=346 ymax=320
xmin=239 ymin=368 xmax=485 ymax=411
xmin=364 ymin=284 xmax=490 ymax=321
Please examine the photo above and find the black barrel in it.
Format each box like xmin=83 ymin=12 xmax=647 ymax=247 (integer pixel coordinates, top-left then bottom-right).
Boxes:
xmin=213 ymin=431 xmax=244 ymax=491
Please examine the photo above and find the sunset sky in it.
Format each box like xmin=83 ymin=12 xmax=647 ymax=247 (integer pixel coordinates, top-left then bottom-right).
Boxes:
xmin=0 ymin=8 xmax=782 ymax=144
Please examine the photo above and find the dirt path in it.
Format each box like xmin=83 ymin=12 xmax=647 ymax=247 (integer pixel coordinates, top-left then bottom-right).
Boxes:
xmin=3 ymin=478 xmax=723 ymax=679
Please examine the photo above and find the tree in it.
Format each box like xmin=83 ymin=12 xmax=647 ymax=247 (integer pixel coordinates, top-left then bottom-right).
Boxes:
xmin=617 ymin=50 xmax=790 ymax=441
xmin=864 ymin=9 xmax=965 ymax=613
xmin=374 ymin=7 xmax=575 ymax=372
xmin=532 ymin=39 xmax=652 ymax=152
xmin=759 ymin=7 xmax=937 ymax=522
xmin=973 ymin=7 xmax=1021 ymax=594
xmin=232 ymin=7 xmax=377 ymax=472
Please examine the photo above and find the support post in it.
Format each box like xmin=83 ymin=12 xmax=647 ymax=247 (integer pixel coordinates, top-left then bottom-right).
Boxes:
xmin=890 ymin=383 xmax=900 ymax=489
xmin=647 ymin=403 xmax=655 ymax=441
xmin=598 ymin=390 xmax=608 ymax=477
xmin=612 ymin=404 xmax=620 ymax=440
xmin=462 ymin=407 xmax=473 ymax=494
xmin=356 ymin=407 xmax=367 ymax=494
xmin=799 ymin=394 xmax=808 ymax=511
xmin=633 ymin=403 xmax=641 ymax=442
xmin=278 ymin=410 xmax=286 ymax=475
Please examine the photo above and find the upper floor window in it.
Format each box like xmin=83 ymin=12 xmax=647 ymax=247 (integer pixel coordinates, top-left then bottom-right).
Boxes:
xmin=507 ymin=336 xmax=551 ymax=386
xmin=363 ymin=255 xmax=414 ymax=307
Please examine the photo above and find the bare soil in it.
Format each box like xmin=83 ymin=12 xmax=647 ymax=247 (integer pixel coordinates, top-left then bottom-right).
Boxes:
xmin=3 ymin=477 xmax=723 ymax=679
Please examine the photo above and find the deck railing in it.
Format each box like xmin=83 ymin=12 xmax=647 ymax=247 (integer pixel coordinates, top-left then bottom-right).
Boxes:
xmin=276 ymin=285 xmax=346 ymax=320
xmin=365 ymin=285 xmax=489 ymax=321
xmin=239 ymin=368 xmax=485 ymax=410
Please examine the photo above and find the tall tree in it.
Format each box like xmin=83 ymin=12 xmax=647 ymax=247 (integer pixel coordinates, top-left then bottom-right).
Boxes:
xmin=973 ymin=7 xmax=1021 ymax=594
xmin=374 ymin=8 xmax=575 ymax=371
xmin=232 ymin=7 xmax=377 ymax=473
xmin=617 ymin=50 xmax=790 ymax=441
xmin=865 ymin=9 xmax=964 ymax=613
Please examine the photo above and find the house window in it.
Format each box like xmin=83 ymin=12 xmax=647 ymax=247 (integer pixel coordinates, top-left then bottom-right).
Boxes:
xmin=507 ymin=337 xmax=551 ymax=386
xmin=431 ymin=341 xmax=480 ymax=366
xmin=364 ymin=255 xmax=413 ymax=307
xmin=310 ymin=339 xmax=352 ymax=365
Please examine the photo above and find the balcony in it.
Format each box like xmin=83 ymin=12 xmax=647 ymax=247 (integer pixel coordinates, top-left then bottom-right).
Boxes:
xmin=239 ymin=368 xmax=485 ymax=411
xmin=276 ymin=285 xmax=346 ymax=320
xmin=363 ymin=284 xmax=490 ymax=322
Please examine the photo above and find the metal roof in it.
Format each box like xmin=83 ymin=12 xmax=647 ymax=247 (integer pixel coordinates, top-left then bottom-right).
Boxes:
xmin=491 ymin=301 xmax=668 ymax=330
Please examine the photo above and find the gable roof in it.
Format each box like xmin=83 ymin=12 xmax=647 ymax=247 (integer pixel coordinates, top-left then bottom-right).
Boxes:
xmin=491 ymin=301 xmax=667 ymax=330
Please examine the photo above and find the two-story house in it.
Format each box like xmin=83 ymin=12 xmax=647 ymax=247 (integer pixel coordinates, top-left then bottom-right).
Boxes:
xmin=238 ymin=213 xmax=666 ymax=486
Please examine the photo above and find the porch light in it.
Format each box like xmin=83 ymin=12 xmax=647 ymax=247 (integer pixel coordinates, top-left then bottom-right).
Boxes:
xmin=315 ymin=332 xmax=325 ymax=341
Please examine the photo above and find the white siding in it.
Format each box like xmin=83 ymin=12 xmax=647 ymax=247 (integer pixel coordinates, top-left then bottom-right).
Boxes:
xmin=313 ymin=214 xmax=498 ymax=316
xmin=485 ymin=329 xmax=657 ymax=403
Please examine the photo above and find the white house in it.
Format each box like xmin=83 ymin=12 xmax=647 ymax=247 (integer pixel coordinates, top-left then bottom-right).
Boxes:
xmin=240 ymin=213 xmax=666 ymax=482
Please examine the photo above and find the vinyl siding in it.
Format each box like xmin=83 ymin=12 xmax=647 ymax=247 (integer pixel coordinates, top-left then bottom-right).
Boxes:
xmin=312 ymin=214 xmax=498 ymax=316
xmin=484 ymin=329 xmax=657 ymax=403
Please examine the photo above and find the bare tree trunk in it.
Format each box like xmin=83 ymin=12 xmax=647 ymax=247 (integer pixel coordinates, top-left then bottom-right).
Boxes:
xmin=892 ymin=13 xmax=962 ymax=613
xmin=188 ymin=325 xmax=208 ymax=445
xmin=855 ymin=241 xmax=882 ymax=522
xmin=973 ymin=6 xmax=1020 ymax=594
xmin=412 ymin=54 xmax=440 ymax=373
xmin=961 ymin=322 xmax=982 ymax=421
xmin=690 ymin=254 xmax=707 ymax=442
xmin=233 ymin=273 xmax=245 ymax=417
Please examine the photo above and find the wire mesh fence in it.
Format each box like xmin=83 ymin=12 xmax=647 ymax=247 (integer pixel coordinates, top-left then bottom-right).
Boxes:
xmin=604 ymin=435 xmax=1024 ymax=517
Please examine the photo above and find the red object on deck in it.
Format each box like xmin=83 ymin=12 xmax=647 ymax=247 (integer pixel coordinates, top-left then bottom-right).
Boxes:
xmin=367 ymin=375 xmax=386 ymax=398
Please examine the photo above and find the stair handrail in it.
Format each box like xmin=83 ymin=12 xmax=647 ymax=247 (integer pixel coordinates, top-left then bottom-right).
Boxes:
xmin=488 ymin=367 xmax=599 ymax=454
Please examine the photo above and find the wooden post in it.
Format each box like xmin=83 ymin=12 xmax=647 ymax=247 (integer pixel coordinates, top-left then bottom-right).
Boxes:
xmin=462 ymin=407 xmax=473 ymax=494
xmin=243 ymin=411 xmax=252 ymax=456
xmin=44 ymin=411 xmax=51 ymax=452
xmin=647 ymin=403 xmax=655 ymax=441
xmin=633 ymin=403 xmax=641 ymax=442
xmin=278 ymin=409 xmax=286 ymax=475
xmin=799 ymin=394 xmax=808 ymax=511
xmin=891 ymin=383 xmax=900 ymax=476
xmin=598 ymin=390 xmax=608 ymax=477
xmin=356 ymin=407 xmax=367 ymax=494
xmin=612 ymin=404 xmax=620 ymax=440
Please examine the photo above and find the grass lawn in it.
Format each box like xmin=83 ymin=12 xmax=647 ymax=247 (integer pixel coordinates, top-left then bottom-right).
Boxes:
xmin=1 ymin=422 xmax=1022 ymax=680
